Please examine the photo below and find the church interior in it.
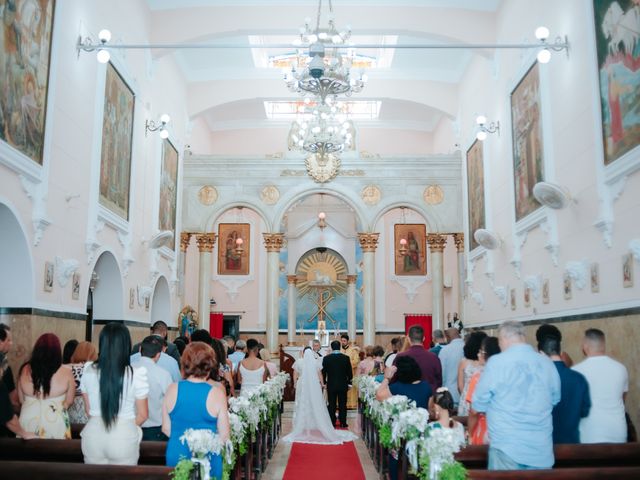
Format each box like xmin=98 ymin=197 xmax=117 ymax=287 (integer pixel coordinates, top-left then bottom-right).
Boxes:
xmin=1 ymin=0 xmax=639 ymax=478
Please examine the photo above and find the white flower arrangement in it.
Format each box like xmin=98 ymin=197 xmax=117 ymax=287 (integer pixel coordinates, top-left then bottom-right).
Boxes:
xmin=391 ymin=407 xmax=430 ymax=445
xmin=417 ymin=425 xmax=466 ymax=477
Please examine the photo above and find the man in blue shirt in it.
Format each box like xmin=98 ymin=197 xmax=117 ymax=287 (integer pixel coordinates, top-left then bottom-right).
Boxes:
xmin=472 ymin=321 xmax=560 ymax=470
xmin=130 ymin=338 xmax=181 ymax=382
xmin=438 ymin=328 xmax=464 ymax=405
xmin=537 ymin=327 xmax=590 ymax=444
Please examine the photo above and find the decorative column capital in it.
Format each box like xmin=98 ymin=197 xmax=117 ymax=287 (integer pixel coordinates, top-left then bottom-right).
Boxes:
xmin=195 ymin=233 xmax=217 ymax=253
xmin=346 ymin=275 xmax=358 ymax=285
xmin=357 ymin=233 xmax=380 ymax=252
xmin=287 ymin=275 xmax=298 ymax=285
xmin=426 ymin=233 xmax=448 ymax=253
xmin=452 ymin=233 xmax=465 ymax=252
xmin=180 ymin=232 xmax=193 ymax=252
xmin=263 ymin=233 xmax=285 ymax=252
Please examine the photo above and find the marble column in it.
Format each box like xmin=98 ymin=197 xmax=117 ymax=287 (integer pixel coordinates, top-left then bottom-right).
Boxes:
xmin=287 ymin=275 xmax=298 ymax=345
xmin=452 ymin=233 xmax=466 ymax=323
xmin=357 ymin=233 xmax=379 ymax=347
xmin=346 ymin=275 xmax=357 ymax=342
xmin=195 ymin=233 xmax=216 ymax=329
xmin=426 ymin=233 xmax=448 ymax=332
xmin=263 ymin=233 xmax=285 ymax=352
xmin=178 ymin=232 xmax=192 ymax=298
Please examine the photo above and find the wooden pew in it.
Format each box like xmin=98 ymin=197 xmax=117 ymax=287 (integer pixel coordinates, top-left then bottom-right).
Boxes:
xmin=467 ymin=466 xmax=640 ymax=479
xmin=0 ymin=460 xmax=173 ymax=480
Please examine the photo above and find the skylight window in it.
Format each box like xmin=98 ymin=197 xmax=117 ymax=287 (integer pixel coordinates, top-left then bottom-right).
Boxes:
xmin=264 ymin=100 xmax=381 ymax=120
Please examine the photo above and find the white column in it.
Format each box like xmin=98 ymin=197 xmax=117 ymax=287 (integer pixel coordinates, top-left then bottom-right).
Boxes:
xmin=358 ymin=233 xmax=379 ymax=347
xmin=346 ymin=275 xmax=357 ymax=341
xmin=178 ymin=232 xmax=192 ymax=298
xmin=287 ymin=275 xmax=298 ymax=345
xmin=195 ymin=233 xmax=216 ymax=329
xmin=263 ymin=233 xmax=284 ymax=352
xmin=427 ymin=233 xmax=447 ymax=332
xmin=453 ymin=233 xmax=466 ymax=323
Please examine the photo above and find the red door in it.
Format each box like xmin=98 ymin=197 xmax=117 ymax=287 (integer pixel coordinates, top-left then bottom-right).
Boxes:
xmin=404 ymin=314 xmax=432 ymax=349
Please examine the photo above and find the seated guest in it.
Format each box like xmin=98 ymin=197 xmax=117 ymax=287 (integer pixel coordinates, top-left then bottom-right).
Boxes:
xmin=237 ymin=339 xmax=269 ymax=396
xmin=18 ymin=333 xmax=75 ymax=438
xmin=81 ymin=323 xmax=149 ymax=465
xmin=163 ymin=341 xmax=230 ymax=476
xmin=131 ymin=333 xmax=181 ymax=383
xmin=430 ymin=388 xmax=465 ymax=441
xmin=572 ymin=328 xmax=628 ymax=443
xmin=537 ymin=328 xmax=590 ymax=444
xmin=66 ymin=341 xmax=98 ymax=424
xmin=229 ymin=339 xmax=247 ymax=372
xmin=0 ymin=380 xmax=36 ymax=439
xmin=376 ymin=356 xmax=432 ymax=408
xmin=457 ymin=331 xmax=487 ymax=416
xmin=211 ymin=338 xmax=235 ymax=397
xmin=62 ymin=339 xmax=79 ymax=364
xmin=466 ymin=336 xmax=500 ymax=445
xmin=260 ymin=348 xmax=278 ymax=378
xmin=132 ymin=336 xmax=172 ymax=441
xmin=0 ymin=324 xmax=19 ymax=411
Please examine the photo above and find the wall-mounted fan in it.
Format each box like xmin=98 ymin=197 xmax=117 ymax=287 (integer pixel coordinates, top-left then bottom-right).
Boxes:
xmin=148 ymin=230 xmax=174 ymax=249
xmin=533 ymin=182 xmax=571 ymax=209
xmin=473 ymin=229 xmax=501 ymax=250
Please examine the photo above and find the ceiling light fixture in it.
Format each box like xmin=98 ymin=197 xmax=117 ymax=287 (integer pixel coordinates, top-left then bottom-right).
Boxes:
xmin=288 ymin=103 xmax=355 ymax=157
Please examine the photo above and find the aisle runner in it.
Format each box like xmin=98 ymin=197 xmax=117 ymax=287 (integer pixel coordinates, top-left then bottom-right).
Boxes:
xmin=282 ymin=442 xmax=365 ymax=480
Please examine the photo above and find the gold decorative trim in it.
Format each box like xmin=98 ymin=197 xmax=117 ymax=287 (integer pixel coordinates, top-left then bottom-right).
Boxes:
xmin=180 ymin=232 xmax=193 ymax=252
xmin=452 ymin=233 xmax=465 ymax=252
xmin=287 ymin=275 xmax=298 ymax=285
xmin=358 ymin=233 xmax=380 ymax=252
xmin=263 ymin=233 xmax=285 ymax=252
xmin=195 ymin=233 xmax=217 ymax=253
xmin=346 ymin=274 xmax=358 ymax=284
xmin=426 ymin=233 xmax=448 ymax=253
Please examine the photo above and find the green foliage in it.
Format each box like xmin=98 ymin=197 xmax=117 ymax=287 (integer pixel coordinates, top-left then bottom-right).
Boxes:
xmin=439 ymin=461 xmax=468 ymax=480
xmin=170 ymin=459 xmax=194 ymax=480
xmin=379 ymin=424 xmax=393 ymax=448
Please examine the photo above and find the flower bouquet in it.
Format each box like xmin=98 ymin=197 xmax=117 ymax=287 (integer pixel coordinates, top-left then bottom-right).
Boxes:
xmin=171 ymin=428 xmax=227 ymax=480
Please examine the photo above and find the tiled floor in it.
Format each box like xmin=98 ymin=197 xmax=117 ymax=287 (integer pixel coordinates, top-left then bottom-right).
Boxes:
xmin=262 ymin=402 xmax=378 ymax=479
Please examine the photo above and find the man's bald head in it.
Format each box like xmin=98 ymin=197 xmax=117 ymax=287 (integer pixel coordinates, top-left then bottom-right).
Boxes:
xmin=444 ymin=328 xmax=460 ymax=342
xmin=583 ymin=328 xmax=606 ymax=356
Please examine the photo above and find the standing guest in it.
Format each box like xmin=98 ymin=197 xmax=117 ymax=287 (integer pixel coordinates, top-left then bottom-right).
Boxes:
xmin=163 ymin=341 xmax=230 ymax=477
xmin=66 ymin=341 xmax=98 ymax=424
xmin=429 ymin=330 xmax=446 ymax=356
xmin=357 ymin=346 xmax=374 ymax=375
xmin=384 ymin=337 xmax=402 ymax=368
xmin=472 ymin=321 xmax=560 ymax=471
xmin=0 ymin=324 xmax=19 ymax=411
xmin=537 ymin=329 xmax=590 ymax=444
xmin=132 ymin=336 xmax=172 ymax=441
xmin=131 ymin=335 xmax=181 ymax=383
xmin=340 ymin=334 xmax=361 ymax=409
xmin=18 ymin=333 xmax=75 ymax=438
xmin=212 ymin=338 xmax=235 ymax=397
xmin=438 ymin=327 xmax=464 ymax=406
xmin=0 ymin=380 xmax=36 ymax=439
xmin=466 ymin=336 xmax=501 ymax=445
xmin=237 ymin=339 xmax=269 ymax=396
xmin=62 ymin=339 xmax=79 ymax=364
xmin=358 ymin=345 xmax=385 ymax=381
xmin=132 ymin=321 xmax=181 ymax=366
xmin=223 ymin=336 xmax=236 ymax=356
xmin=322 ymin=340 xmax=353 ymax=428
xmin=81 ymin=323 xmax=149 ymax=465
xmin=536 ymin=324 xmax=574 ymax=367
xmin=457 ymin=331 xmax=487 ymax=416
xmin=190 ymin=329 xmax=213 ymax=346
xmin=173 ymin=337 xmax=187 ymax=357
xmin=312 ymin=339 xmax=324 ymax=358
xmin=260 ymin=348 xmax=278 ymax=378
xmin=399 ymin=336 xmax=411 ymax=353
xmin=393 ymin=325 xmax=442 ymax=393
xmin=229 ymin=339 xmax=247 ymax=373
xmin=572 ymin=328 xmax=628 ymax=443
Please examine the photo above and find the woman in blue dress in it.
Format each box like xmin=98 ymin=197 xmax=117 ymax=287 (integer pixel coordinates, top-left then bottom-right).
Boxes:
xmin=162 ymin=341 xmax=229 ymax=477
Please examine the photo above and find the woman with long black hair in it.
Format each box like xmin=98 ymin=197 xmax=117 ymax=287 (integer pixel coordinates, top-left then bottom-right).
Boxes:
xmin=80 ymin=322 xmax=149 ymax=464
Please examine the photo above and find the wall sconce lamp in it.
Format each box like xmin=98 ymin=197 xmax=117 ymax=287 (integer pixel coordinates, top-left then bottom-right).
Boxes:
xmin=234 ymin=237 xmax=244 ymax=256
xmin=145 ymin=114 xmax=171 ymax=139
xmin=476 ymin=115 xmax=500 ymax=141
xmin=534 ymin=26 xmax=569 ymax=64
xmin=398 ymin=238 xmax=408 ymax=256
xmin=77 ymin=29 xmax=112 ymax=63
xmin=317 ymin=211 xmax=327 ymax=230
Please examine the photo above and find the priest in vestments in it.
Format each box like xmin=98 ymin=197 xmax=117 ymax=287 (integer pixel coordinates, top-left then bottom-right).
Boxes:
xmin=341 ymin=333 xmax=360 ymax=409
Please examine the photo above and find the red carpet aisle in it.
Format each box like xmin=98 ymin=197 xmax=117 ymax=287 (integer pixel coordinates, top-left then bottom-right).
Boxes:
xmin=282 ymin=442 xmax=366 ymax=480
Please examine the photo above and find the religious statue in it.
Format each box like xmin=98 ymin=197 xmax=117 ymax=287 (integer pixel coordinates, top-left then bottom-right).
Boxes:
xmin=315 ymin=320 xmax=330 ymax=347
xmin=340 ymin=333 xmax=360 ymax=409
xmin=178 ymin=305 xmax=198 ymax=338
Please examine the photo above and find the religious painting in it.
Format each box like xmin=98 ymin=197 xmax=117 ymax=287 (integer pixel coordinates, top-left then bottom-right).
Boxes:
xmin=511 ymin=62 xmax=545 ymax=221
xmin=129 ymin=288 xmax=135 ymax=309
xmin=0 ymin=0 xmax=55 ymax=165
xmin=71 ymin=272 xmax=80 ymax=300
xmin=158 ymin=139 xmax=178 ymax=249
xmin=217 ymin=223 xmax=250 ymax=275
xmin=524 ymin=287 xmax=531 ymax=308
xmin=98 ymin=63 xmax=135 ymax=220
xmin=542 ymin=279 xmax=550 ymax=304
xmin=510 ymin=288 xmax=516 ymax=311
xmin=623 ymin=252 xmax=634 ymax=287
xmin=563 ymin=272 xmax=572 ymax=300
xmin=44 ymin=261 xmax=53 ymax=292
xmin=145 ymin=295 xmax=150 ymax=312
xmin=466 ymin=140 xmax=486 ymax=250
xmin=591 ymin=263 xmax=600 ymax=293
xmin=394 ymin=224 xmax=427 ymax=276
xmin=593 ymin=0 xmax=640 ymax=165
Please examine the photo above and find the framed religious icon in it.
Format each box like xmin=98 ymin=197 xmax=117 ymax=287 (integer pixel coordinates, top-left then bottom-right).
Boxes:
xmin=563 ymin=272 xmax=572 ymax=300
xmin=542 ymin=278 xmax=550 ymax=304
xmin=510 ymin=288 xmax=516 ymax=311
xmin=591 ymin=263 xmax=600 ymax=293
xmin=129 ymin=288 xmax=135 ymax=309
xmin=524 ymin=287 xmax=531 ymax=308
xmin=145 ymin=295 xmax=150 ymax=312
xmin=593 ymin=0 xmax=640 ymax=165
xmin=511 ymin=62 xmax=545 ymax=222
xmin=98 ymin=62 xmax=135 ymax=220
xmin=44 ymin=261 xmax=54 ymax=292
xmin=71 ymin=272 xmax=80 ymax=300
xmin=466 ymin=140 xmax=486 ymax=250
xmin=158 ymin=139 xmax=178 ymax=249
xmin=0 ymin=0 xmax=56 ymax=165
xmin=394 ymin=224 xmax=427 ymax=276
xmin=623 ymin=253 xmax=634 ymax=288
xmin=218 ymin=223 xmax=250 ymax=275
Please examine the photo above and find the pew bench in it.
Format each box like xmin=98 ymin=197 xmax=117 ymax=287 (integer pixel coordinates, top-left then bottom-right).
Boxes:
xmin=467 ymin=466 xmax=640 ymax=479
xmin=0 ymin=460 xmax=173 ymax=479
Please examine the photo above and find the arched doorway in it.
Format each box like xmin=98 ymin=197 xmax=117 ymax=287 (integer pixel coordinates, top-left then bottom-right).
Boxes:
xmin=0 ymin=203 xmax=33 ymax=308
xmin=150 ymin=276 xmax=171 ymax=325
xmin=86 ymin=251 xmax=123 ymax=341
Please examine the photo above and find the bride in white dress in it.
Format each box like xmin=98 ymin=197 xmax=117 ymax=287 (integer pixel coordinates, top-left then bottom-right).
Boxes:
xmin=283 ymin=348 xmax=357 ymax=444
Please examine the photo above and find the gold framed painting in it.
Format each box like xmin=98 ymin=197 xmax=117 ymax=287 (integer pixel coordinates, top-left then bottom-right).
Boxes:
xmin=511 ymin=62 xmax=545 ymax=222
xmin=591 ymin=263 xmax=600 ymax=293
xmin=218 ymin=223 xmax=250 ymax=275
xmin=71 ymin=272 xmax=80 ymax=300
xmin=542 ymin=279 xmax=550 ymax=304
xmin=44 ymin=261 xmax=54 ymax=292
xmin=0 ymin=0 xmax=56 ymax=165
xmin=466 ymin=140 xmax=486 ymax=251
xmin=99 ymin=62 xmax=135 ymax=220
xmin=394 ymin=224 xmax=427 ymax=276
xmin=158 ymin=139 xmax=178 ymax=249
xmin=524 ymin=287 xmax=531 ymax=308
xmin=563 ymin=272 xmax=572 ymax=300
xmin=623 ymin=253 xmax=634 ymax=288
xmin=510 ymin=288 xmax=516 ymax=311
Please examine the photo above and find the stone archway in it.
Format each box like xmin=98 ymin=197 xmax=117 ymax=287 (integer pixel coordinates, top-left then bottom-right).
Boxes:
xmin=0 ymin=202 xmax=33 ymax=308
xmin=150 ymin=276 xmax=171 ymax=325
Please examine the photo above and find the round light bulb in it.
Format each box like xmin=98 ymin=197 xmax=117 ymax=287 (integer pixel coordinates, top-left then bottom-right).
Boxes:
xmin=476 ymin=130 xmax=488 ymax=141
xmin=160 ymin=113 xmax=171 ymax=125
xmin=98 ymin=29 xmax=112 ymax=43
xmin=400 ymin=238 xmax=407 ymax=246
xmin=361 ymin=73 xmax=369 ymax=82
xmin=236 ymin=238 xmax=244 ymax=245
xmin=304 ymin=97 xmax=311 ymax=105
xmin=535 ymin=26 xmax=550 ymax=41
xmin=332 ymin=35 xmax=342 ymax=44
xmin=318 ymin=212 xmax=326 ymax=220
xmin=96 ymin=49 xmax=110 ymax=63
xmin=159 ymin=128 xmax=169 ymax=139
xmin=476 ymin=115 xmax=487 ymax=126
xmin=292 ymin=38 xmax=302 ymax=47
xmin=537 ymin=48 xmax=551 ymax=64
xmin=318 ymin=32 xmax=328 ymax=40
xmin=308 ymin=34 xmax=318 ymax=43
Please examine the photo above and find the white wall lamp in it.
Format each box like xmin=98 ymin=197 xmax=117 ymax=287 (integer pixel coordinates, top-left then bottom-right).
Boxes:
xmin=77 ymin=29 xmax=112 ymax=63
xmin=145 ymin=114 xmax=171 ymax=139
xmin=535 ymin=26 xmax=569 ymax=64
xmin=475 ymin=115 xmax=500 ymax=141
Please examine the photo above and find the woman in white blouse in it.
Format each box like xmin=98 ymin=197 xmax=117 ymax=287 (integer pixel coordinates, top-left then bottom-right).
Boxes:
xmin=80 ymin=323 xmax=149 ymax=465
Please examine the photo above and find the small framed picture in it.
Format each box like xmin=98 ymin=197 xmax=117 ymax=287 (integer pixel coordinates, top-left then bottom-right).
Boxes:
xmin=542 ymin=279 xmax=550 ymax=304
xmin=145 ymin=295 xmax=150 ymax=312
xmin=590 ymin=263 xmax=600 ymax=293
xmin=623 ymin=253 xmax=634 ymax=288
xmin=44 ymin=261 xmax=54 ymax=292
xmin=563 ymin=272 xmax=572 ymax=300
xmin=510 ymin=288 xmax=516 ymax=311
xmin=71 ymin=272 xmax=80 ymax=300
xmin=524 ymin=287 xmax=531 ymax=308
xmin=129 ymin=288 xmax=135 ymax=309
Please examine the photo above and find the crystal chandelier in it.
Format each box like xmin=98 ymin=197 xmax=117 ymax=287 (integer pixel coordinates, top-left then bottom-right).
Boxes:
xmin=288 ymin=103 xmax=355 ymax=157
xmin=283 ymin=0 xmax=368 ymax=105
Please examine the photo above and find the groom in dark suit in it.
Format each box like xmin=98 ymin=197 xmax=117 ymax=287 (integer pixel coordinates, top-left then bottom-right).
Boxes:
xmin=322 ymin=340 xmax=353 ymax=428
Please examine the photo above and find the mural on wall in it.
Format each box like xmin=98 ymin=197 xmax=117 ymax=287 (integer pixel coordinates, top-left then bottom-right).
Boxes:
xmin=394 ymin=224 xmax=427 ymax=275
xmin=594 ymin=0 xmax=640 ymax=165
xmin=466 ymin=140 xmax=486 ymax=251
xmin=158 ymin=139 xmax=178 ymax=249
xmin=99 ymin=63 xmax=135 ymax=220
xmin=511 ymin=62 xmax=545 ymax=222
xmin=0 ymin=0 xmax=55 ymax=165
xmin=217 ymin=223 xmax=250 ymax=275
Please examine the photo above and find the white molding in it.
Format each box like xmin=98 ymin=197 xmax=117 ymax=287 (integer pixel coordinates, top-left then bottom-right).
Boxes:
xmin=565 ymin=260 xmax=589 ymax=290
xmin=0 ymin=144 xmax=43 ymax=183
xmin=523 ymin=274 xmax=542 ymax=300
xmin=54 ymin=256 xmax=79 ymax=287
xmin=19 ymin=175 xmax=52 ymax=246
xmin=630 ymin=239 xmax=640 ymax=262
xmin=216 ymin=277 xmax=253 ymax=303
xmin=391 ymin=276 xmax=428 ymax=304
xmin=492 ymin=284 xmax=508 ymax=306
xmin=117 ymin=231 xmax=135 ymax=277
